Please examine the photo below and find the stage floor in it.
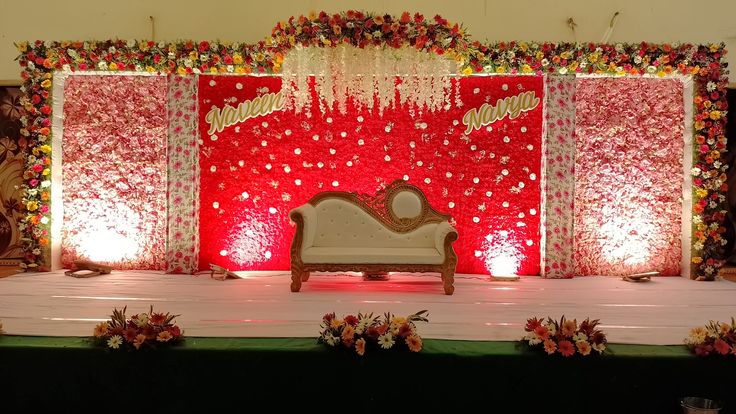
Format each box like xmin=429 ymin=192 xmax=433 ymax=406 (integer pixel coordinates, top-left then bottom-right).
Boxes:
xmin=1 ymin=271 xmax=735 ymax=345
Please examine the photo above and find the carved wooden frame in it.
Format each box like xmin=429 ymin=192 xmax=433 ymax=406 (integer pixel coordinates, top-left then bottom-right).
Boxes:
xmin=289 ymin=179 xmax=458 ymax=295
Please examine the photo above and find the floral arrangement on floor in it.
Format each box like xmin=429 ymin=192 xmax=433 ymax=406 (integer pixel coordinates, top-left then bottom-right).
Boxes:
xmin=92 ymin=306 xmax=183 ymax=351
xmin=319 ymin=310 xmax=428 ymax=355
xmin=522 ymin=316 xmax=607 ymax=356
xmin=685 ymin=318 xmax=736 ymax=356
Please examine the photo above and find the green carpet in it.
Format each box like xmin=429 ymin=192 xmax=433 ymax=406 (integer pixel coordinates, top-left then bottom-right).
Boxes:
xmin=1 ymin=336 xmax=733 ymax=413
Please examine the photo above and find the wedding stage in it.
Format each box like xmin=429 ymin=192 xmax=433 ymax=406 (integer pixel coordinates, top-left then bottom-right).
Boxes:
xmin=2 ymin=272 xmax=736 ymax=412
xmin=2 ymin=271 xmax=736 ymax=344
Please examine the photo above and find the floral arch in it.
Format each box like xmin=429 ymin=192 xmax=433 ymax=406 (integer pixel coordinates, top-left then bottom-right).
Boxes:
xmin=15 ymin=10 xmax=728 ymax=279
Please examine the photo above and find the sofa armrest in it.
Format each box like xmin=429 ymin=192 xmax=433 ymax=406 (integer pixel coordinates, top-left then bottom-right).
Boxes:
xmin=290 ymin=204 xmax=317 ymax=251
xmin=434 ymin=221 xmax=458 ymax=259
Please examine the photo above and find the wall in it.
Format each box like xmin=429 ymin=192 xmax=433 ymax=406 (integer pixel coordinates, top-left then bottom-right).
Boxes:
xmin=0 ymin=0 xmax=734 ymax=81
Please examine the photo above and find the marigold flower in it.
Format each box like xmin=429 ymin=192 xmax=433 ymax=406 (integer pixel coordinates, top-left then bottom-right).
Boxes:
xmin=93 ymin=322 xmax=109 ymax=338
xmin=133 ymin=334 xmax=146 ymax=350
xmin=157 ymin=331 xmax=173 ymax=342
xmin=561 ymin=319 xmax=577 ymax=337
xmin=543 ymin=339 xmax=557 ymax=355
xmin=576 ymin=340 xmax=592 ymax=356
xmin=406 ymin=334 xmax=423 ymax=352
xmin=355 ymin=338 xmax=366 ymax=356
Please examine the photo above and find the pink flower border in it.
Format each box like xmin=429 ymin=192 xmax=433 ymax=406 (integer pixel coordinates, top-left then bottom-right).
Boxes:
xmin=166 ymin=75 xmax=200 ymax=273
xmin=542 ymin=75 xmax=576 ymax=278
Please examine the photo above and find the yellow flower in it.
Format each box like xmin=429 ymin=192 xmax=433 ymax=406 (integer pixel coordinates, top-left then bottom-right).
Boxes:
xmin=138 ymin=41 xmax=150 ymax=51
xmin=710 ymin=44 xmax=721 ymax=53
xmin=189 ymin=51 xmax=198 ymax=61
xmin=234 ymin=66 xmax=246 ymax=74
xmin=255 ymin=53 xmax=265 ymax=62
xmin=40 ymin=79 xmax=52 ymax=89
xmin=329 ymin=319 xmax=344 ymax=330
xmin=232 ymin=53 xmax=244 ymax=65
xmin=146 ymin=66 xmax=156 ymax=73
xmin=496 ymin=66 xmax=507 ymax=74
xmin=656 ymin=71 xmax=666 ymax=78
xmin=38 ymin=145 xmax=51 ymax=154
xmin=209 ymin=67 xmax=219 ymax=74
xmin=535 ymin=51 xmax=544 ymax=61
xmin=709 ymin=110 xmax=722 ymax=120
xmin=26 ymin=201 xmax=39 ymax=211
xmin=692 ymin=256 xmax=703 ymax=264
xmin=108 ymin=62 xmax=118 ymax=71
xmin=177 ymin=66 xmax=187 ymax=75
xmin=519 ymin=42 xmax=529 ymax=52
xmin=588 ymin=53 xmax=599 ymax=63
xmin=17 ymin=41 xmax=28 ymax=53
xmin=560 ymin=51 xmax=572 ymax=59
xmin=694 ymin=120 xmax=705 ymax=131
xmin=42 ymin=168 xmax=50 ymax=176
xmin=521 ymin=64 xmax=533 ymax=73
xmin=703 ymin=100 xmax=712 ymax=108
xmin=695 ymin=188 xmax=708 ymax=198
xmin=461 ymin=66 xmax=473 ymax=76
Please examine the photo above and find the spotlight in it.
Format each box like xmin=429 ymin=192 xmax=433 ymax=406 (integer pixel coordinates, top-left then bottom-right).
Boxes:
xmin=622 ymin=271 xmax=658 ymax=283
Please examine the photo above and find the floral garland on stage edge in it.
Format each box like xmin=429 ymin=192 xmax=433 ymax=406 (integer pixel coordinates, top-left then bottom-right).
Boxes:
xmin=319 ymin=310 xmax=429 ymax=355
xmin=685 ymin=318 xmax=736 ymax=356
xmin=92 ymin=306 xmax=183 ymax=351
xmin=15 ymin=10 xmax=728 ymax=279
xmin=522 ymin=316 xmax=607 ymax=356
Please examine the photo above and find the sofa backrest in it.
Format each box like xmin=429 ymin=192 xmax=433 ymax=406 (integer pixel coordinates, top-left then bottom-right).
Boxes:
xmin=311 ymin=198 xmax=438 ymax=248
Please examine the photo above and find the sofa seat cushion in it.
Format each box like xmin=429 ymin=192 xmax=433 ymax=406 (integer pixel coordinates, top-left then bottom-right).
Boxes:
xmin=302 ymin=247 xmax=444 ymax=265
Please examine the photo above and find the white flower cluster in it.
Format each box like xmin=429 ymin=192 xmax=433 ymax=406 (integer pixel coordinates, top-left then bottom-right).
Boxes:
xmin=281 ymin=45 xmax=460 ymax=116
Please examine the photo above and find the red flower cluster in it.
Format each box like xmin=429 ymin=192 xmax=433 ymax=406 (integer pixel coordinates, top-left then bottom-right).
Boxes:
xmin=271 ymin=11 xmax=467 ymax=54
xmin=318 ymin=310 xmax=428 ymax=356
xmin=522 ymin=316 xmax=607 ymax=357
xmin=92 ymin=306 xmax=183 ymax=351
xmin=685 ymin=319 xmax=736 ymax=356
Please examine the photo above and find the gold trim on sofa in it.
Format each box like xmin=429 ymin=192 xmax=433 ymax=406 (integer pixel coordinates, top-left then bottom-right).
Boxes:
xmin=289 ymin=179 xmax=459 ymax=295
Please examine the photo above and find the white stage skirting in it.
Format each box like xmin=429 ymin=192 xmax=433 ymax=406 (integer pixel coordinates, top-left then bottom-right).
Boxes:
xmin=1 ymin=271 xmax=735 ymax=345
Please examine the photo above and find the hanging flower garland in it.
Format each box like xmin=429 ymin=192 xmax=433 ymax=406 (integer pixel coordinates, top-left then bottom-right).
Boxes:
xmin=15 ymin=12 xmax=728 ymax=280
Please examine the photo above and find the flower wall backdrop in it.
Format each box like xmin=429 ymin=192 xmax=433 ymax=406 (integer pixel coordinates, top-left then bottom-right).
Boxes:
xmin=15 ymin=11 xmax=729 ymax=279
xmin=61 ymin=76 xmax=167 ymax=269
xmin=197 ymin=75 xmax=544 ymax=275
xmin=573 ymin=77 xmax=684 ymax=276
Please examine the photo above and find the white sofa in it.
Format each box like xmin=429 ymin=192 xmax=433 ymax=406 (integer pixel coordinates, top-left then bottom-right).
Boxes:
xmin=289 ymin=180 xmax=458 ymax=294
